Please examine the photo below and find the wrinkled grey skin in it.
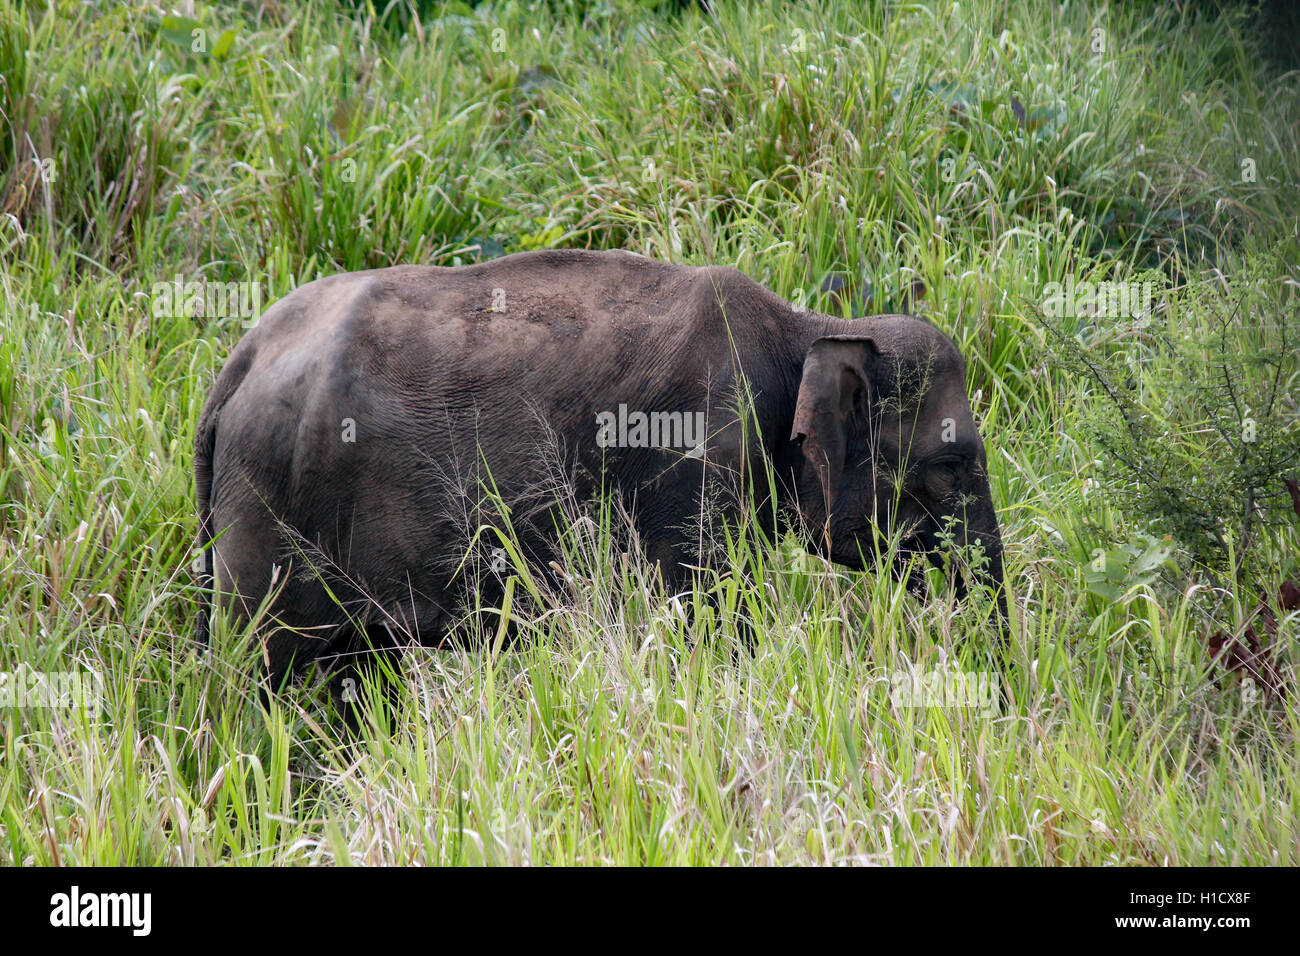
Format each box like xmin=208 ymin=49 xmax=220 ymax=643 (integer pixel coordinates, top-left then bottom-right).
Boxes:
xmin=195 ymin=249 xmax=1007 ymax=687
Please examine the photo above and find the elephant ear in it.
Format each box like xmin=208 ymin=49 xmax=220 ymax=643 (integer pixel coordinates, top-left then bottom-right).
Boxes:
xmin=790 ymin=335 xmax=879 ymax=512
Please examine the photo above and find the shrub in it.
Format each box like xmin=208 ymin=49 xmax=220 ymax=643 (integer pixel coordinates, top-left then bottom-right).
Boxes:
xmin=1035 ymin=246 xmax=1300 ymax=584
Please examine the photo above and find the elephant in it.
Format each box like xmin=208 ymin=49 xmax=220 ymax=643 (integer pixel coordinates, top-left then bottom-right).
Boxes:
xmin=194 ymin=249 xmax=1008 ymax=689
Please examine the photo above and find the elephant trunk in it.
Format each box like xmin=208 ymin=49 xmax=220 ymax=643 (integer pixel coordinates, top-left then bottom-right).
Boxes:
xmin=982 ymin=534 xmax=1010 ymax=642
xmin=962 ymin=475 xmax=1010 ymax=643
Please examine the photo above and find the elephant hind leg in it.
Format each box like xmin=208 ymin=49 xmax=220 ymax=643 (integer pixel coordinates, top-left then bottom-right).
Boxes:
xmin=210 ymin=502 xmax=455 ymax=697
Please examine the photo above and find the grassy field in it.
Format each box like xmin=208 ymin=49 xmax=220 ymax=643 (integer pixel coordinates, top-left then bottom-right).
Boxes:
xmin=1 ymin=0 xmax=1297 ymax=865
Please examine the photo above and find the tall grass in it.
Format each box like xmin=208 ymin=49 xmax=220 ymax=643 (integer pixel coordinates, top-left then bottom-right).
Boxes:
xmin=0 ymin=0 xmax=1296 ymax=864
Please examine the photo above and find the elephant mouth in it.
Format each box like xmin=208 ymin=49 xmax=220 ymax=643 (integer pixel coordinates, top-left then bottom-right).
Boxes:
xmin=892 ymin=529 xmax=973 ymax=601
xmin=869 ymin=514 xmax=1006 ymax=633
xmin=888 ymin=532 xmax=930 ymax=594
xmin=895 ymin=527 xmax=933 ymax=563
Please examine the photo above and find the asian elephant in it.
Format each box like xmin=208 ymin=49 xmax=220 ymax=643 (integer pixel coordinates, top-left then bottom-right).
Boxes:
xmin=194 ymin=249 xmax=1008 ymax=688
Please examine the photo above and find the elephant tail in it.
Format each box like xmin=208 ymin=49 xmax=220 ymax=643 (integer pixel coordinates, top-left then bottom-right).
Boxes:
xmin=194 ymin=401 xmax=217 ymax=648
xmin=193 ymin=347 xmax=255 ymax=648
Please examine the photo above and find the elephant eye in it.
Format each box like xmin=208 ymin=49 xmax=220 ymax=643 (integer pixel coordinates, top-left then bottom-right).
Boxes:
xmin=926 ymin=457 xmax=963 ymax=495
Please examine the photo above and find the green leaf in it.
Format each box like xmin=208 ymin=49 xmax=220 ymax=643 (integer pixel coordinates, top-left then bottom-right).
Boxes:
xmin=1085 ymin=548 xmax=1131 ymax=583
xmin=159 ymin=15 xmax=200 ymax=50
xmin=1086 ymin=581 xmax=1122 ymax=603
xmin=212 ymin=29 xmax=237 ymax=60
xmin=1131 ymin=539 xmax=1175 ymax=576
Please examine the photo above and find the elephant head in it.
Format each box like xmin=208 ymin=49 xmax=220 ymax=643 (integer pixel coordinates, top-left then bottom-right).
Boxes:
xmin=789 ymin=322 xmax=1008 ymax=629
